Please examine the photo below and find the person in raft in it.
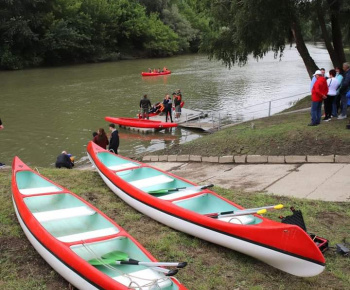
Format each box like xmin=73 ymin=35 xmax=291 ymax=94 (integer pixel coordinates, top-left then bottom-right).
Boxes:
xmin=55 ymin=151 xmax=74 ymax=169
xmin=140 ymin=94 xmax=152 ymax=120
xmin=163 ymin=67 xmax=167 ymax=72
xmin=108 ymin=123 xmax=120 ymax=154
xmin=163 ymin=94 xmax=173 ymax=123
xmin=93 ymin=128 xmax=109 ymax=149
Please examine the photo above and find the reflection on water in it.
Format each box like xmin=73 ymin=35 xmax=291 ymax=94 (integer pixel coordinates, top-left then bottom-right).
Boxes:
xmin=0 ymin=43 xmax=331 ymax=166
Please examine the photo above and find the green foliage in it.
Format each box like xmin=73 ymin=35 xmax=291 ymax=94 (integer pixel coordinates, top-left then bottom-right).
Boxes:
xmin=143 ymin=13 xmax=179 ymax=56
xmin=0 ymin=0 xmax=215 ymax=69
xmin=202 ymin=0 xmax=294 ymax=68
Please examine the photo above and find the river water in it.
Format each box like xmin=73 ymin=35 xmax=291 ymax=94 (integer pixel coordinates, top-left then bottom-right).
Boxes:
xmin=0 ymin=44 xmax=331 ymax=167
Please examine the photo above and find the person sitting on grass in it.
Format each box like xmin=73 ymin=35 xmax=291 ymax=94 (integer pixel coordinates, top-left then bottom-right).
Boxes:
xmin=55 ymin=151 xmax=74 ymax=169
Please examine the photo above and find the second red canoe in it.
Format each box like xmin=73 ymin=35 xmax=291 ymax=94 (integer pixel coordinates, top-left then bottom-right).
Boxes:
xmin=105 ymin=117 xmax=177 ymax=129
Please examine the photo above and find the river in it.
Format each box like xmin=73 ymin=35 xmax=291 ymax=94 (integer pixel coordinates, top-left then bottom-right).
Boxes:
xmin=0 ymin=43 xmax=332 ymax=167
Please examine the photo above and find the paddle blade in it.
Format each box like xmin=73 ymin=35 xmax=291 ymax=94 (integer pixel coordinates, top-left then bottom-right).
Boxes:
xmin=257 ymin=209 xmax=267 ymax=215
xmin=148 ymin=189 xmax=171 ymax=194
xmin=88 ymin=257 xmax=116 ymax=266
xmin=274 ymin=204 xmax=284 ymax=210
xmin=102 ymin=250 xmax=129 ymax=261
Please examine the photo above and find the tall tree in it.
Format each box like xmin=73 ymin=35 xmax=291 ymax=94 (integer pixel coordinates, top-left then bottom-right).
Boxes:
xmin=201 ymin=0 xmax=348 ymax=79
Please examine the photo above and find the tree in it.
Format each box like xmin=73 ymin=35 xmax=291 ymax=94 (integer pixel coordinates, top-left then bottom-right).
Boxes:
xmin=201 ymin=0 xmax=348 ymax=79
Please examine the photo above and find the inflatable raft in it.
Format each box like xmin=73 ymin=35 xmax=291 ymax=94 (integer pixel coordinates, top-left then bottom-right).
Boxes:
xmin=105 ymin=117 xmax=177 ymax=129
xmin=87 ymin=141 xmax=326 ymax=277
xmin=12 ymin=156 xmax=187 ymax=290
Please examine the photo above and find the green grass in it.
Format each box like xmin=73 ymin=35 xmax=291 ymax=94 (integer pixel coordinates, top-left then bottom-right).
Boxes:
xmin=281 ymin=95 xmax=311 ymax=112
xmin=1 ymin=169 xmax=349 ymax=289
xmin=159 ymin=106 xmax=350 ymax=157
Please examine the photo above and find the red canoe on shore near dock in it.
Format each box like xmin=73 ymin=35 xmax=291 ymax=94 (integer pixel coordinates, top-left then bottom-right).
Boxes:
xmin=105 ymin=117 xmax=178 ymax=129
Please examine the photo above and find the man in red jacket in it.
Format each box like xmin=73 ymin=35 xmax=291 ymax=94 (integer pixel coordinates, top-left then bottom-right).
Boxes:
xmin=309 ymin=70 xmax=328 ymax=126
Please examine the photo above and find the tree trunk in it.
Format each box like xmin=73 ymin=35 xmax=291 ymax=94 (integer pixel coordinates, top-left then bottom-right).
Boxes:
xmin=328 ymin=0 xmax=346 ymax=65
xmin=291 ymin=20 xmax=318 ymax=79
xmin=316 ymin=0 xmax=340 ymax=67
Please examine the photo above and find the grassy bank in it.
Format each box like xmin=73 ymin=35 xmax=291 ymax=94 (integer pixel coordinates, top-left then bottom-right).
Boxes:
xmin=1 ymin=169 xmax=349 ymax=289
xmin=158 ymin=97 xmax=350 ymax=157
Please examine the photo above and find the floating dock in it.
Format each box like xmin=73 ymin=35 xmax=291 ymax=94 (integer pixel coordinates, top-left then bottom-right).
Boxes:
xmin=119 ymin=108 xmax=211 ymax=133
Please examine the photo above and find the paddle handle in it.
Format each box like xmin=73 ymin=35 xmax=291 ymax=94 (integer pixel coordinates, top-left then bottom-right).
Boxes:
xmin=119 ymin=259 xmax=187 ymax=268
xmin=206 ymin=209 xmax=267 ymax=219
xmin=206 ymin=204 xmax=283 ymax=219
xmin=115 ymin=260 xmax=178 ymax=276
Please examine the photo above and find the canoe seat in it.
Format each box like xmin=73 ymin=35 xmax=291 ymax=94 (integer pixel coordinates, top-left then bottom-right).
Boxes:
xmin=57 ymin=227 xmax=118 ymax=243
xmin=19 ymin=186 xmax=61 ymax=196
xmin=33 ymin=206 xmax=95 ymax=222
xmin=108 ymin=163 xmax=137 ymax=171
xmin=130 ymin=175 xmax=174 ymax=189
xmin=112 ymin=268 xmax=172 ymax=289
xmin=218 ymin=215 xmax=255 ymax=225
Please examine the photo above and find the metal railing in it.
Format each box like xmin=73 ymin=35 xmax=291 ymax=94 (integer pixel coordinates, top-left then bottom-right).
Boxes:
xmin=185 ymin=92 xmax=310 ymax=131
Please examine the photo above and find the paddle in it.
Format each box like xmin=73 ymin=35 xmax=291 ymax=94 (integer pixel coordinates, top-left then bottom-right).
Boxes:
xmin=148 ymin=184 xmax=214 ymax=195
xmin=206 ymin=204 xmax=284 ymax=219
xmin=102 ymin=251 xmax=187 ymax=268
xmin=88 ymin=251 xmax=186 ymax=276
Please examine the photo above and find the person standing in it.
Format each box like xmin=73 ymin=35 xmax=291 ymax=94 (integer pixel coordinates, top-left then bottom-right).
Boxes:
xmin=338 ymin=62 xmax=350 ymax=119
xmin=0 ymin=118 xmax=4 ymax=167
xmin=173 ymin=92 xmax=182 ymax=121
xmin=310 ymin=68 xmax=326 ymax=91
xmin=309 ymin=70 xmax=328 ymax=126
xmin=108 ymin=124 xmax=119 ymax=154
xmin=163 ymin=94 xmax=173 ymax=123
xmin=332 ymin=67 xmax=344 ymax=117
xmin=140 ymin=94 xmax=152 ymax=120
xmin=93 ymin=128 xmax=109 ymax=149
xmin=323 ymin=69 xmax=339 ymax=121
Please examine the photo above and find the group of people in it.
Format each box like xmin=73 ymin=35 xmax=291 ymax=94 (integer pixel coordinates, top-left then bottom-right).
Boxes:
xmin=55 ymin=124 xmax=120 ymax=169
xmin=139 ymin=90 xmax=183 ymax=122
xmin=92 ymin=124 xmax=120 ymax=153
xmin=148 ymin=67 xmax=168 ymax=73
xmin=309 ymin=62 xmax=350 ymax=126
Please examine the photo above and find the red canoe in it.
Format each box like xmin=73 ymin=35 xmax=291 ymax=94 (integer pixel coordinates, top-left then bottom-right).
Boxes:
xmin=87 ymin=141 xmax=326 ymax=277
xmin=105 ymin=117 xmax=177 ymax=129
xmin=12 ymin=157 xmax=187 ymax=290
xmin=141 ymin=71 xmax=171 ymax=77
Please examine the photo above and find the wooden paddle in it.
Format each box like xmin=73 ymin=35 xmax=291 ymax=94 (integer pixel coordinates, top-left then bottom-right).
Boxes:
xmin=206 ymin=204 xmax=284 ymax=219
xmin=148 ymin=184 xmax=214 ymax=195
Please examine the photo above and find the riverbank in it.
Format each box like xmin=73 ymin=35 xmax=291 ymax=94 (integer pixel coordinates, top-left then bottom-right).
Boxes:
xmin=0 ymin=168 xmax=349 ymax=289
xmin=151 ymin=97 xmax=350 ymax=157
